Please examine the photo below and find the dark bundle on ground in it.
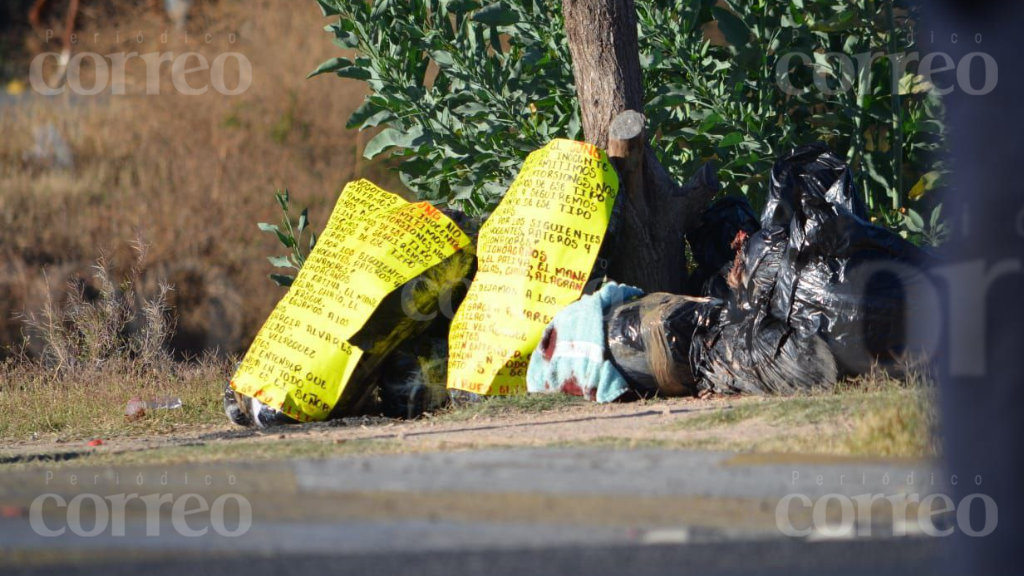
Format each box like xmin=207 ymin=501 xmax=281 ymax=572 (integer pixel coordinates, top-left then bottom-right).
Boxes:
xmin=606 ymin=293 xmax=707 ymax=398
xmin=688 ymin=143 xmax=930 ymax=394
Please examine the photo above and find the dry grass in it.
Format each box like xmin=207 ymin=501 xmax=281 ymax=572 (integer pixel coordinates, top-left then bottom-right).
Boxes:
xmin=0 ymin=356 xmax=230 ymax=442
xmin=0 ymin=242 xmax=232 ymax=442
xmin=845 ymin=391 xmax=937 ymax=457
xmin=0 ymin=0 xmax=397 ymax=359
xmin=0 ymin=0 xmax=396 ymax=445
xmin=19 ymin=237 xmax=173 ymax=372
xmin=670 ymin=366 xmax=940 ymax=458
xmin=0 ymin=364 xmax=938 ymax=463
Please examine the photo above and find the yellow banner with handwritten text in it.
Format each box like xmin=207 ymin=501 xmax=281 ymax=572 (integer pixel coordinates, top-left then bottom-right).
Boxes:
xmin=447 ymin=139 xmax=619 ymax=396
xmin=232 ymin=180 xmax=471 ymax=421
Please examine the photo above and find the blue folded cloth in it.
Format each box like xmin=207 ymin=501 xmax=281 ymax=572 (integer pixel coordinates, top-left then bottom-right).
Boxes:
xmin=526 ymin=282 xmax=643 ymax=403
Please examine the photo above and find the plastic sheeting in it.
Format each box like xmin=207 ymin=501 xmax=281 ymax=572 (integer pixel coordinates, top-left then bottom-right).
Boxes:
xmin=689 ymin=143 xmax=930 ymax=394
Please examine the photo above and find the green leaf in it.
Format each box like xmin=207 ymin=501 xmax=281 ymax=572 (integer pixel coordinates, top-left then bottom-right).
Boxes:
xmin=698 ymin=112 xmax=723 ymax=134
xmin=347 ymin=101 xmax=394 ymax=130
xmin=648 ymin=86 xmax=695 ymax=108
xmin=904 ymin=209 xmax=925 ymax=232
xmin=267 ymin=256 xmax=294 ymax=269
xmin=298 ymin=208 xmax=309 ymax=232
xmin=728 ymin=152 xmax=761 ymax=168
xmin=332 ymin=32 xmax=359 ymax=49
xmin=276 ymin=229 xmax=296 ymax=249
xmin=450 ymin=182 xmax=475 ymax=201
xmin=307 ymin=57 xmax=351 ymax=79
xmin=930 ymin=204 xmax=943 ymax=229
xmin=307 ymin=55 xmax=370 ymax=81
xmin=336 ymin=66 xmax=372 ymax=80
xmin=347 ymin=100 xmax=376 ymax=129
xmin=363 ymin=128 xmax=401 ymax=159
xmin=444 ymin=0 xmax=481 ymax=14
xmin=473 ymin=2 xmax=519 ymax=26
xmin=711 ymin=7 xmax=752 ymax=47
xmin=270 ymin=274 xmax=295 ymax=287
xmin=363 ymin=126 xmax=431 ymax=159
xmin=309 ymin=231 xmax=318 ymax=252
xmin=810 ymin=10 xmax=858 ymax=33
xmin=454 ymin=102 xmax=491 ymax=116
xmin=719 ymin=132 xmax=744 ymax=148
xmin=257 ymin=222 xmax=279 ymax=233
xmin=808 ymin=113 xmax=841 ymax=127
xmin=371 ymin=0 xmax=393 ymax=19
xmin=431 ymin=50 xmax=456 ymax=69
xmin=314 ymin=0 xmax=339 ymax=17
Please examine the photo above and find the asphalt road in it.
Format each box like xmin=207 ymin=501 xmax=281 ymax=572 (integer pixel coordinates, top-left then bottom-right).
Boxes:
xmin=0 ymin=448 xmax=950 ymax=575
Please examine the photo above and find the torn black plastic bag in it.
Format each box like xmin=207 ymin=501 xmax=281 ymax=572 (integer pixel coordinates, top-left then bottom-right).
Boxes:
xmin=691 ymin=226 xmax=838 ymax=394
xmin=687 ymin=144 xmax=930 ymax=394
xmin=690 ymin=299 xmax=838 ymax=395
xmin=759 ymin=143 xmax=929 ymax=372
xmin=606 ymin=293 xmax=711 ymax=398
xmin=225 ymin=214 xmax=478 ymax=428
xmin=729 ymin=226 xmax=789 ymax=316
xmin=685 ymin=197 xmax=761 ymax=299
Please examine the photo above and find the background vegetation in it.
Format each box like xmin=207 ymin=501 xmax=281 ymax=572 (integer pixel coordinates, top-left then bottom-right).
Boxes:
xmin=314 ymin=0 xmax=948 ymax=244
xmin=0 ymin=0 xmax=951 ymax=361
xmin=0 ymin=0 xmax=396 ymax=359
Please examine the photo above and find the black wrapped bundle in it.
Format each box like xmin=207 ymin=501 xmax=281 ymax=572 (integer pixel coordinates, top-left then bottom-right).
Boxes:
xmin=687 ymin=143 xmax=931 ymax=394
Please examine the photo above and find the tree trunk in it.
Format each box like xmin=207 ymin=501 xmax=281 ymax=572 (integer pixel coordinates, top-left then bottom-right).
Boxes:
xmin=562 ymin=0 xmax=719 ymax=294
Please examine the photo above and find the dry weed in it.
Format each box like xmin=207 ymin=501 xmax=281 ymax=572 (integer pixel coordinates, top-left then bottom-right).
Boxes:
xmin=1 ymin=0 xmax=397 ymax=359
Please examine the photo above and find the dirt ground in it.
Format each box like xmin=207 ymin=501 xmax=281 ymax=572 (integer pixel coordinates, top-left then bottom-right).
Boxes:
xmin=1 ymin=392 xmax=918 ymax=468
xmin=0 ymin=397 xmax=703 ymax=458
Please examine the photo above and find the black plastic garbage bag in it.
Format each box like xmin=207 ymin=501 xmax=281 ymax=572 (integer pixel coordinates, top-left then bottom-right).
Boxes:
xmin=688 ymin=224 xmax=839 ymax=394
xmin=762 ymin=142 xmax=868 ymax=229
xmin=687 ymin=143 xmax=930 ymax=394
xmin=686 ymin=197 xmax=761 ymax=299
xmin=760 ymin=144 xmax=928 ymax=372
xmin=729 ymin=225 xmax=789 ymax=316
xmin=690 ymin=300 xmax=838 ymax=395
xmin=606 ymin=293 xmax=712 ymax=398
